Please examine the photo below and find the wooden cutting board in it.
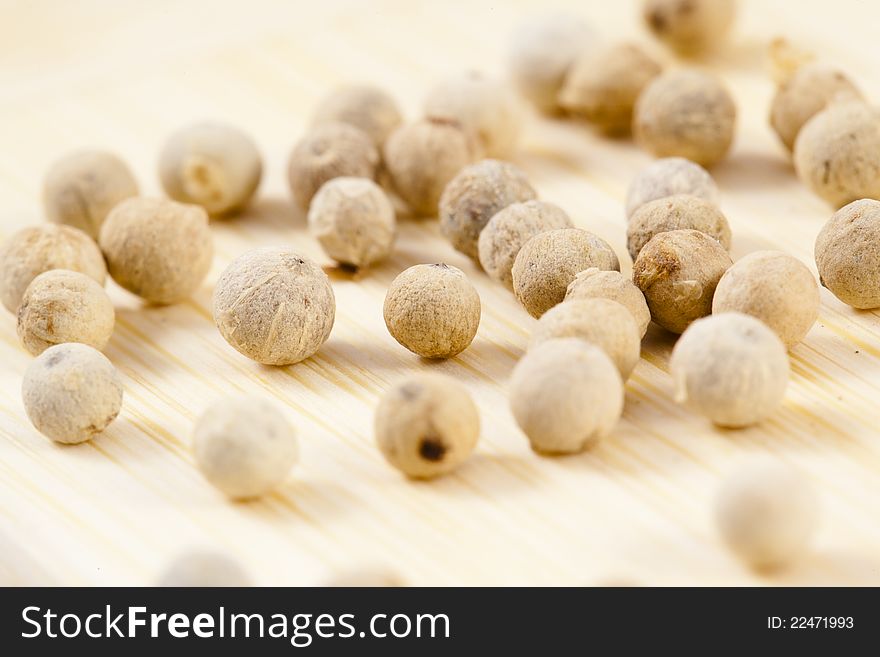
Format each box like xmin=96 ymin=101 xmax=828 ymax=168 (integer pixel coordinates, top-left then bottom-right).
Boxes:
xmin=1 ymin=0 xmax=878 ymax=586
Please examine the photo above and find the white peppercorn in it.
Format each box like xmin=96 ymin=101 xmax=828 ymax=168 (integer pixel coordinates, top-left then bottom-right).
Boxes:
xmin=633 ymin=69 xmax=737 ymax=167
xmin=159 ymin=121 xmax=262 ymax=216
xmin=715 ymin=460 xmax=817 ymax=570
xmin=17 ymin=270 xmax=115 ymax=356
xmin=99 ymin=197 xmax=213 ymax=304
xmin=374 ymin=373 xmax=479 ymax=479
xmin=633 ymin=228 xmax=732 ymax=333
xmin=627 ymin=193 xmax=731 ymax=260
xmin=213 ymin=247 xmax=335 ymax=365
xmin=193 ymin=396 xmax=299 ymax=499
xmin=158 ymin=550 xmax=251 ymax=587
xmin=559 ymin=43 xmax=662 ymax=135
xmin=288 ymin=122 xmax=379 ymax=209
xmin=793 ymin=102 xmax=880 ymax=208
xmin=308 ymin=177 xmax=396 ymax=269
xmin=0 ymin=224 xmax=106 ymax=313
xmin=478 ymin=200 xmax=573 ymax=290
xmin=713 ymin=250 xmax=819 ymax=348
xmin=530 ymin=298 xmax=641 ymax=379
xmin=643 ymin=0 xmax=736 ymax=55
xmin=383 ymin=263 xmax=480 ymax=359
xmin=383 ymin=118 xmax=477 ymax=216
xmin=507 ymin=12 xmax=595 ymax=113
xmin=42 ymin=150 xmax=138 ymax=239
xmin=512 ymin=228 xmax=620 ymax=318
xmin=770 ymin=63 xmax=863 ymax=152
xmin=424 ymin=72 xmax=524 ymax=159
xmin=509 ymin=338 xmax=623 ymax=454
xmin=566 ymin=268 xmax=651 ymax=338
xmin=439 ymin=159 xmax=536 ymax=259
xmin=22 ymin=343 xmax=123 ymax=444
xmin=625 ymin=156 xmax=719 ymax=220
xmin=814 ymin=198 xmax=880 ymax=309
xmin=670 ymin=312 xmax=789 ymax=427
xmin=311 ymin=84 xmax=403 ymax=147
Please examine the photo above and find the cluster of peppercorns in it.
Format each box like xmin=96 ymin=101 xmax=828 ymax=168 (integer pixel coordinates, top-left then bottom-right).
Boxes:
xmin=2 ymin=0 xmax=879 ymax=582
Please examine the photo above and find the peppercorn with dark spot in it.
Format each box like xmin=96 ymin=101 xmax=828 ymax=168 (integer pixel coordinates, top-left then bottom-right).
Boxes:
xmin=375 ymin=373 xmax=479 ymax=479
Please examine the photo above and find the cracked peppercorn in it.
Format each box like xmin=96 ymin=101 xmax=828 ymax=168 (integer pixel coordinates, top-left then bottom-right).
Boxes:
xmin=632 ymin=228 xmax=731 ymax=333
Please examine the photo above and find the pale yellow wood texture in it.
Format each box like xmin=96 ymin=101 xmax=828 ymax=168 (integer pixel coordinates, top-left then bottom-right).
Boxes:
xmin=1 ymin=0 xmax=879 ymax=586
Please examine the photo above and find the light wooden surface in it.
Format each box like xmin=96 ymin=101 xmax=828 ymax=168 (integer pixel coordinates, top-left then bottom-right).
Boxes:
xmin=1 ymin=0 xmax=879 ymax=586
